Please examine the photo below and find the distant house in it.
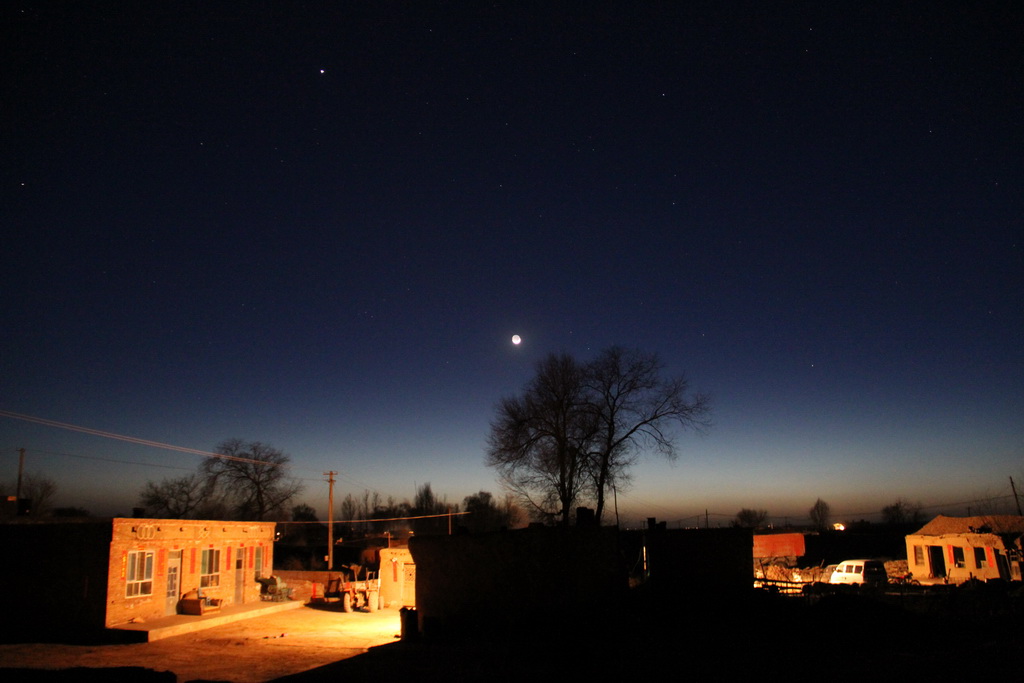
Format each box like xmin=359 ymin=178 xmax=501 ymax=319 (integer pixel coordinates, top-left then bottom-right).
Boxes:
xmin=0 ymin=517 xmax=275 ymax=638
xmin=904 ymin=515 xmax=1024 ymax=584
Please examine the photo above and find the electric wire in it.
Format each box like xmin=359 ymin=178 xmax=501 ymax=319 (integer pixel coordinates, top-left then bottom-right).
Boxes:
xmin=0 ymin=410 xmax=276 ymax=466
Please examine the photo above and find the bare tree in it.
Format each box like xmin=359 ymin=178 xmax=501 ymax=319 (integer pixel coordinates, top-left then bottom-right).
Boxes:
xmin=881 ymin=498 xmax=924 ymax=526
xmin=280 ymin=503 xmax=325 ymax=546
xmin=412 ymin=482 xmax=452 ymax=534
xmin=139 ymin=473 xmax=222 ymax=519
xmin=413 ymin=482 xmax=439 ymax=514
xmin=733 ymin=508 xmax=769 ymax=529
xmin=462 ymin=491 xmax=523 ymax=533
xmin=20 ymin=472 xmax=57 ymax=516
xmin=339 ymin=493 xmax=361 ymax=521
xmin=487 ymin=353 xmax=596 ymax=526
xmin=499 ymin=492 xmax=524 ymax=530
xmin=200 ymin=439 xmax=302 ymax=521
xmin=487 ymin=348 xmax=710 ymax=527
xmin=335 ymin=493 xmax=357 ymax=539
xmin=584 ymin=346 xmax=710 ymax=524
xmin=809 ymin=497 xmax=831 ymax=532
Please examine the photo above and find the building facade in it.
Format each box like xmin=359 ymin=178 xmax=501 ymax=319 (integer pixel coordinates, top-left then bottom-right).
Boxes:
xmin=379 ymin=546 xmax=415 ymax=608
xmin=0 ymin=517 xmax=275 ymax=637
xmin=107 ymin=518 xmax=275 ymax=627
xmin=905 ymin=515 xmax=1024 ymax=584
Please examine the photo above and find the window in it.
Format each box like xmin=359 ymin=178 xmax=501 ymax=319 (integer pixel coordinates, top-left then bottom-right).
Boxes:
xmin=952 ymin=546 xmax=966 ymax=569
xmin=201 ymin=548 xmax=221 ymax=588
xmin=254 ymin=546 xmax=264 ymax=579
xmin=126 ymin=551 xmax=154 ymax=597
xmin=913 ymin=545 xmax=924 ymax=565
xmin=974 ymin=547 xmax=987 ymax=569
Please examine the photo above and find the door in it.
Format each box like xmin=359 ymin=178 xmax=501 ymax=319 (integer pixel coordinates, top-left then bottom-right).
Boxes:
xmin=402 ymin=562 xmax=416 ymax=607
xmin=927 ymin=545 xmax=946 ymax=579
xmin=165 ymin=550 xmax=182 ymax=616
xmin=234 ymin=547 xmax=245 ymax=604
xmin=995 ymin=550 xmax=1011 ymax=580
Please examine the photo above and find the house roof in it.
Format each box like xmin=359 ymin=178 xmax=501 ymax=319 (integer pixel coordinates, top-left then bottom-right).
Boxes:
xmin=912 ymin=514 xmax=1024 ymax=536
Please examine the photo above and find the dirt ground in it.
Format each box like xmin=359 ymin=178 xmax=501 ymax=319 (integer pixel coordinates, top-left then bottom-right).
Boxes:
xmin=0 ymin=604 xmax=402 ymax=683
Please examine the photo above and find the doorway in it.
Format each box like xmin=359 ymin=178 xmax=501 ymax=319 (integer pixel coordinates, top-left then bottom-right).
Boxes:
xmin=927 ymin=545 xmax=946 ymax=579
xmin=165 ymin=550 xmax=182 ymax=616
xmin=234 ymin=547 xmax=245 ymax=604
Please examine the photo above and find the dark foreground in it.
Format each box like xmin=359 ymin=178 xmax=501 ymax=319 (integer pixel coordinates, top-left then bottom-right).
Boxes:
xmin=276 ymin=587 xmax=1024 ymax=681
xmin=3 ymin=584 xmax=1022 ymax=682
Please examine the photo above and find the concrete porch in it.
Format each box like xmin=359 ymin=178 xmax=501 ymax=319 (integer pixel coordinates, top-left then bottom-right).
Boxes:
xmin=111 ymin=599 xmax=305 ymax=642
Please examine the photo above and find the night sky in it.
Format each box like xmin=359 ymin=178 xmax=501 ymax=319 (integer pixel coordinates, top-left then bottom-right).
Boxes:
xmin=2 ymin=2 xmax=1021 ymax=526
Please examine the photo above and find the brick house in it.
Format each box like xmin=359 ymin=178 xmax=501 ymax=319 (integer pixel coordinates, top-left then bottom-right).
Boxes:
xmin=904 ymin=515 xmax=1024 ymax=584
xmin=0 ymin=517 xmax=275 ymax=638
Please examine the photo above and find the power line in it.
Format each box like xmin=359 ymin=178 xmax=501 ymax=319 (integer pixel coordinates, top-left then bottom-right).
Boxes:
xmin=1 ymin=409 xmax=281 ymax=466
xmin=2 ymin=447 xmax=195 ymax=471
xmin=277 ymin=511 xmax=471 ymax=525
xmin=1 ymin=415 xmax=416 ymax=514
xmin=1 ymin=411 xmax=410 ymax=506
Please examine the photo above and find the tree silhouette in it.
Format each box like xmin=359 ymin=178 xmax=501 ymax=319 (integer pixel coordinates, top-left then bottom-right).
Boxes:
xmin=139 ymin=473 xmax=225 ymax=519
xmin=2 ymin=472 xmax=58 ymax=516
xmin=462 ymin=491 xmax=523 ymax=533
xmin=200 ymin=439 xmax=302 ymax=521
xmin=733 ymin=508 xmax=768 ymax=529
xmin=584 ymin=346 xmax=710 ymax=524
xmin=809 ymin=498 xmax=831 ymax=532
xmin=487 ymin=353 xmax=594 ymax=526
xmin=881 ymin=498 xmax=924 ymax=526
xmin=488 ymin=348 xmax=710 ymax=526
xmin=411 ymin=482 xmax=451 ymax=534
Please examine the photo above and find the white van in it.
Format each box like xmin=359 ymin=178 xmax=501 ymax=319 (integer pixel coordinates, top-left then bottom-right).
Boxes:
xmin=828 ymin=559 xmax=888 ymax=585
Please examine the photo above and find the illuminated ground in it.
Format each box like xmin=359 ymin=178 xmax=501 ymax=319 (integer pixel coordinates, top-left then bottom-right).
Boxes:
xmin=0 ymin=604 xmax=401 ymax=683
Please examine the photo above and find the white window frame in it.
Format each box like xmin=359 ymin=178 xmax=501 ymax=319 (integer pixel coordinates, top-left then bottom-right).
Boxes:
xmin=126 ymin=550 xmax=154 ymax=597
xmin=201 ymin=548 xmax=221 ymax=588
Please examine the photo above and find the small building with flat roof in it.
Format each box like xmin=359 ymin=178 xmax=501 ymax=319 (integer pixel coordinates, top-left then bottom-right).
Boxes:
xmin=0 ymin=517 xmax=275 ymax=639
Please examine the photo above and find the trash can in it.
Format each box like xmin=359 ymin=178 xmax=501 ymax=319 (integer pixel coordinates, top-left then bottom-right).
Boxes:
xmin=400 ymin=607 xmax=418 ymax=641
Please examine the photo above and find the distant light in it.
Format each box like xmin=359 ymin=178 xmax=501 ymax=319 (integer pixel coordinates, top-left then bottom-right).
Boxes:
xmin=319 ymin=69 xmax=325 ymax=74
xmin=833 ymin=522 xmax=846 ymax=531
xmin=511 ymin=335 xmax=522 ymax=345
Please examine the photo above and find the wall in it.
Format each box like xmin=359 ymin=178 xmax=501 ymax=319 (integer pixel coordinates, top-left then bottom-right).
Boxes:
xmin=905 ymin=532 xmax=1021 ymax=584
xmin=105 ymin=518 xmax=275 ymax=627
xmin=636 ymin=527 xmax=753 ymax=601
xmin=0 ymin=520 xmax=113 ymax=639
xmin=753 ymin=532 xmax=805 ymax=559
xmin=379 ymin=547 xmax=415 ymax=608
xmin=801 ymin=531 xmax=907 ymax=566
xmin=409 ymin=527 xmax=626 ymax=637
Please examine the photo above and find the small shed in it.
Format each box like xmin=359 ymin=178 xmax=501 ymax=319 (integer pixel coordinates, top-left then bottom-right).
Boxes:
xmin=379 ymin=546 xmax=415 ymax=608
xmin=905 ymin=515 xmax=1024 ymax=584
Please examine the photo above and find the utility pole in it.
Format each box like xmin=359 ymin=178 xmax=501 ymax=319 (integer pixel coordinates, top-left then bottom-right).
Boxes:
xmin=16 ymin=448 xmax=25 ymax=501
xmin=324 ymin=471 xmax=336 ymax=571
xmin=613 ymin=485 xmax=620 ymax=530
xmin=1011 ymin=476 xmax=1023 ymax=516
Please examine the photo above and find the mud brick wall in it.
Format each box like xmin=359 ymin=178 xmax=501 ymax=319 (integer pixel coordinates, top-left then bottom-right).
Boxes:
xmin=409 ymin=527 xmax=626 ymax=637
